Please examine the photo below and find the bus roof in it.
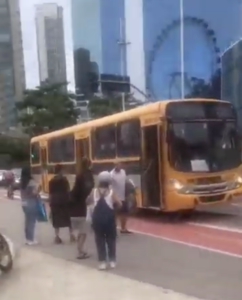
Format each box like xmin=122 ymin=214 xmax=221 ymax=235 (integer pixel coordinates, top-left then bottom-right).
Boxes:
xmin=30 ymin=98 xmax=228 ymax=143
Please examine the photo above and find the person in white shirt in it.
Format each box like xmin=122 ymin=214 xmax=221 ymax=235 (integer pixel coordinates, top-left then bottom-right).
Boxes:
xmin=110 ymin=162 xmax=132 ymax=234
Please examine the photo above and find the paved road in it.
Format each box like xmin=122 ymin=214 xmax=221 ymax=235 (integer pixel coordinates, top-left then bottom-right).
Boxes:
xmin=0 ymin=248 xmax=201 ymax=300
xmin=0 ymin=197 xmax=241 ymax=300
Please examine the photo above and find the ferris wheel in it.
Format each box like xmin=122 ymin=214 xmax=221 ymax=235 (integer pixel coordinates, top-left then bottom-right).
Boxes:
xmin=146 ymin=16 xmax=221 ymax=99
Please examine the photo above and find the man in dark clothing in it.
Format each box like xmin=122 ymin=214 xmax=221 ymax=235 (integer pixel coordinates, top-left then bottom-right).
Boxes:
xmin=70 ymin=157 xmax=94 ymax=259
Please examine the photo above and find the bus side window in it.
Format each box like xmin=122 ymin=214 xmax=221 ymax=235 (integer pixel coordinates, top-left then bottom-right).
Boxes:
xmin=92 ymin=125 xmax=116 ymax=159
xmin=31 ymin=142 xmax=40 ymax=164
xmin=48 ymin=134 xmax=75 ymax=163
xmin=117 ymin=119 xmax=141 ymax=157
xmin=60 ymin=135 xmax=75 ymax=162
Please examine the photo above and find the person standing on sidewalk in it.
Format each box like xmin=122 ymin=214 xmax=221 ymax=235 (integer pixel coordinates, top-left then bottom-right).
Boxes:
xmin=20 ymin=166 xmax=39 ymax=245
xmin=87 ymin=171 xmax=122 ymax=270
xmin=110 ymin=162 xmax=132 ymax=234
xmin=70 ymin=157 xmax=94 ymax=259
xmin=48 ymin=164 xmax=75 ymax=244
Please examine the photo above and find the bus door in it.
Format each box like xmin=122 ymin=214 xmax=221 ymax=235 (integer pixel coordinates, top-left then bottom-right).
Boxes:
xmin=141 ymin=124 xmax=162 ymax=208
xmin=75 ymin=135 xmax=90 ymax=172
xmin=40 ymin=146 xmax=48 ymax=193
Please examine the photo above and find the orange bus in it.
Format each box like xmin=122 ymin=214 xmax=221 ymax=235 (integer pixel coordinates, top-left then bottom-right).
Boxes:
xmin=30 ymin=98 xmax=242 ymax=213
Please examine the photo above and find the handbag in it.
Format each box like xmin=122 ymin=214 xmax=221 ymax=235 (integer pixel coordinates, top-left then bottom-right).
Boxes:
xmin=36 ymin=199 xmax=48 ymax=222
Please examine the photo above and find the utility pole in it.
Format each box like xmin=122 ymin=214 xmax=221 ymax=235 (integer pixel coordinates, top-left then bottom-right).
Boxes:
xmin=180 ymin=0 xmax=185 ymax=99
xmin=117 ymin=18 xmax=130 ymax=111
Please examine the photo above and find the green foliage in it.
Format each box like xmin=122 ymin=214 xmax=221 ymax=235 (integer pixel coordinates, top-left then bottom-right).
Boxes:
xmin=88 ymin=94 xmax=142 ymax=119
xmin=16 ymin=82 xmax=78 ymax=136
xmin=88 ymin=95 xmax=123 ymax=118
xmin=0 ymin=135 xmax=29 ymax=163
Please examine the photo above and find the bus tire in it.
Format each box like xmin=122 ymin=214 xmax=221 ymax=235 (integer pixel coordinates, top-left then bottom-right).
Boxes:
xmin=180 ymin=209 xmax=194 ymax=219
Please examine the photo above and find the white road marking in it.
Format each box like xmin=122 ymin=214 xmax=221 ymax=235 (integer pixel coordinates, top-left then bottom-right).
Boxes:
xmin=131 ymin=229 xmax=242 ymax=259
xmin=231 ymin=203 xmax=242 ymax=207
xmin=188 ymin=222 xmax=242 ymax=233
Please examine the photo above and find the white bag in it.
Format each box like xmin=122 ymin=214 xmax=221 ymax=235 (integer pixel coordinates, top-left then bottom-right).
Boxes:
xmin=86 ymin=205 xmax=94 ymax=223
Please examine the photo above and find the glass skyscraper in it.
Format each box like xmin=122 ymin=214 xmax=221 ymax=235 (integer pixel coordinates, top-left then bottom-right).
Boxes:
xmin=71 ymin=0 xmax=242 ymax=103
xmin=71 ymin=0 xmax=125 ymax=95
xmin=141 ymin=0 xmax=242 ymax=100
xmin=221 ymin=39 xmax=242 ymax=126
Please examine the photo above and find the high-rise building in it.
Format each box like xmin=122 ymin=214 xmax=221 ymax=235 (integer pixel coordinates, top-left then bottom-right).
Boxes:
xmin=0 ymin=0 xmax=25 ymax=130
xmin=221 ymin=39 xmax=242 ymax=127
xmin=35 ymin=3 xmax=67 ymax=86
xmin=71 ymin=0 xmax=242 ymax=103
xmin=71 ymin=0 xmax=126 ymax=95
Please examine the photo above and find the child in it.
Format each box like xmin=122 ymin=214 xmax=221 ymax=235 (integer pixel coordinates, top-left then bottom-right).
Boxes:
xmin=86 ymin=171 xmax=121 ymax=270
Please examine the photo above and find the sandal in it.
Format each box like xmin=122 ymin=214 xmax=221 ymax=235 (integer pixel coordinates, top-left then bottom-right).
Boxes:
xmin=77 ymin=252 xmax=90 ymax=260
xmin=54 ymin=236 xmax=63 ymax=244
xmin=120 ymin=229 xmax=132 ymax=234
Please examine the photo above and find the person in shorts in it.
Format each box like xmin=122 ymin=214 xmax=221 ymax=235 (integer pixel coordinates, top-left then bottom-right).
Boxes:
xmin=70 ymin=158 xmax=94 ymax=259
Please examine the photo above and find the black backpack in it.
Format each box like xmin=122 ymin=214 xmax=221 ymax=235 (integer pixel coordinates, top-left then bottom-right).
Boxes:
xmin=92 ymin=194 xmax=115 ymax=234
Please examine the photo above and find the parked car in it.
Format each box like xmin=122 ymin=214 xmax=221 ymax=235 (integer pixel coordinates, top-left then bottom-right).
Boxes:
xmin=0 ymin=170 xmax=6 ymax=186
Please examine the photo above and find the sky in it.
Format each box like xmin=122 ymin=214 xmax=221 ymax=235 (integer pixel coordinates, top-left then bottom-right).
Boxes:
xmin=20 ymin=0 xmax=75 ymax=90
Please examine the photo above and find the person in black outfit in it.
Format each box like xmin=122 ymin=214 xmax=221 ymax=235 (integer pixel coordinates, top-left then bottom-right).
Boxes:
xmin=70 ymin=157 xmax=94 ymax=259
xmin=49 ymin=164 xmax=75 ymax=244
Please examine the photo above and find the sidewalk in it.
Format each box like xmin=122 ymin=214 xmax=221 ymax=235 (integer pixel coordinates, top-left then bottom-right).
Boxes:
xmin=1 ymin=197 xmax=241 ymax=300
xmin=0 ymin=248 xmax=201 ymax=300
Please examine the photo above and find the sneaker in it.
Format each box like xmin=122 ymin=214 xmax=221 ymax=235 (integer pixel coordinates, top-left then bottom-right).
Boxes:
xmin=98 ymin=262 xmax=107 ymax=270
xmin=110 ymin=261 xmax=116 ymax=269
xmin=26 ymin=240 xmax=38 ymax=246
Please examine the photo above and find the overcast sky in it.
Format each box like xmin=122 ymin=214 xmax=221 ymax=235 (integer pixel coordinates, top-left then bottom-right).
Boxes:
xmin=20 ymin=0 xmax=75 ymax=90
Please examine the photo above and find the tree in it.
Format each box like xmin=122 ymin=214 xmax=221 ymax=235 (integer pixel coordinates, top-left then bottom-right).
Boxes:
xmin=88 ymin=95 xmax=122 ymax=118
xmin=186 ymin=69 xmax=221 ymax=99
xmin=16 ymin=82 xmax=78 ymax=136
xmin=88 ymin=94 xmax=142 ymax=119
xmin=0 ymin=135 xmax=29 ymax=164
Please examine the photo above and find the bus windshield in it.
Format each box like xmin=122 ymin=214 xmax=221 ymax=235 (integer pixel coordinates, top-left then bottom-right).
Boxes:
xmin=167 ymin=120 xmax=241 ymax=172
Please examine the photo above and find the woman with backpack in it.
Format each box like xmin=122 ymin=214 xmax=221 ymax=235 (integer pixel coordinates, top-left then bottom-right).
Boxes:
xmin=86 ymin=171 xmax=121 ymax=270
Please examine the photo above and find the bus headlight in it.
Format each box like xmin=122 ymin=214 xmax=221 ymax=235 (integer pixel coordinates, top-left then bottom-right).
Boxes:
xmin=229 ymin=176 xmax=242 ymax=189
xmin=169 ymin=179 xmax=192 ymax=194
xmin=236 ymin=176 xmax=242 ymax=184
xmin=233 ymin=176 xmax=242 ymax=188
xmin=169 ymin=179 xmax=184 ymax=190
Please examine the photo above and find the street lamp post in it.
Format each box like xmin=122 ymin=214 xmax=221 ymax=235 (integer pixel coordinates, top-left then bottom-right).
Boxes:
xmin=180 ymin=0 xmax=185 ymax=99
xmin=117 ymin=18 xmax=130 ymax=111
xmin=77 ymin=100 xmax=90 ymax=122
